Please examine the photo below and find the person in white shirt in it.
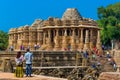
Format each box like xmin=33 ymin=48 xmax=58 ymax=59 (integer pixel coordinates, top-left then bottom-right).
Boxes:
xmin=24 ymin=49 xmax=33 ymax=77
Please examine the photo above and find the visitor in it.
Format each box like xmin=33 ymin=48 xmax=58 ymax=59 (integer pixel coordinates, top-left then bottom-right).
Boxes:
xmin=92 ymin=53 xmax=96 ymax=60
xmin=68 ymin=44 xmax=71 ymax=51
xmin=15 ymin=51 xmax=24 ymax=78
xmin=102 ymin=45 xmax=105 ymax=50
xmin=27 ymin=45 xmax=30 ymax=50
xmin=37 ymin=44 xmax=40 ymax=50
xmin=10 ymin=45 xmax=14 ymax=51
xmin=113 ymin=63 xmax=117 ymax=71
xmin=83 ymin=50 xmax=88 ymax=59
xmin=24 ymin=49 xmax=33 ymax=77
xmin=20 ymin=45 xmax=24 ymax=50
xmin=64 ymin=48 xmax=67 ymax=51
xmin=93 ymin=46 xmax=97 ymax=53
xmin=106 ymin=51 xmax=110 ymax=58
xmin=91 ymin=63 xmax=96 ymax=69
xmin=97 ymin=61 xmax=101 ymax=67
xmin=34 ymin=44 xmax=37 ymax=50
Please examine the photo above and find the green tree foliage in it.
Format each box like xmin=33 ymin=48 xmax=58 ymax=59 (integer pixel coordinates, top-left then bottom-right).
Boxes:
xmin=0 ymin=30 xmax=8 ymax=50
xmin=97 ymin=2 xmax=120 ymax=46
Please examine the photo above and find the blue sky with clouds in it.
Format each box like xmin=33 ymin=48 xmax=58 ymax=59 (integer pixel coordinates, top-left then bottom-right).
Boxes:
xmin=0 ymin=0 xmax=119 ymax=32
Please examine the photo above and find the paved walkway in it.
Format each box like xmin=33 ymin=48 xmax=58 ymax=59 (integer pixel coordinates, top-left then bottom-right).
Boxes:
xmin=0 ymin=72 xmax=67 ymax=80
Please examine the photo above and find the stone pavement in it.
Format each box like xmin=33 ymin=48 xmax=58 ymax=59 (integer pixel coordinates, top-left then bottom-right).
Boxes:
xmin=0 ymin=72 xmax=67 ymax=80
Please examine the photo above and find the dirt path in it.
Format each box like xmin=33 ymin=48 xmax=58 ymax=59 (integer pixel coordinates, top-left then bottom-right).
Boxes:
xmin=0 ymin=72 xmax=67 ymax=80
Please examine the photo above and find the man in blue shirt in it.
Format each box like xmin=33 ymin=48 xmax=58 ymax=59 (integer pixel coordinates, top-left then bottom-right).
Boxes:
xmin=24 ymin=49 xmax=33 ymax=77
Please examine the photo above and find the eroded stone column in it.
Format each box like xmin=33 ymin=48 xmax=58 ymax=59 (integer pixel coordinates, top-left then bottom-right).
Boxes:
xmin=96 ymin=30 xmax=102 ymax=50
xmin=39 ymin=32 xmax=43 ymax=45
xmin=62 ymin=29 xmax=67 ymax=50
xmin=84 ymin=30 xmax=90 ymax=50
xmin=13 ymin=33 xmax=17 ymax=50
xmin=90 ymin=29 xmax=94 ymax=50
xmin=71 ymin=28 xmax=76 ymax=50
xmin=28 ymin=32 xmax=33 ymax=50
xmin=54 ymin=29 xmax=60 ymax=50
xmin=43 ymin=32 xmax=46 ymax=45
xmin=79 ymin=28 xmax=84 ymax=49
xmin=47 ymin=29 xmax=53 ymax=50
xmin=37 ymin=32 xmax=40 ymax=45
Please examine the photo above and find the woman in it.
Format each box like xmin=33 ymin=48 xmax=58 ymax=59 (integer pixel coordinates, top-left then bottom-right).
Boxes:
xmin=15 ymin=51 xmax=24 ymax=77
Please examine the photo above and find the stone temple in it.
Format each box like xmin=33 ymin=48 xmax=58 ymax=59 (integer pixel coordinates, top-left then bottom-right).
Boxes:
xmin=8 ymin=8 xmax=101 ymax=51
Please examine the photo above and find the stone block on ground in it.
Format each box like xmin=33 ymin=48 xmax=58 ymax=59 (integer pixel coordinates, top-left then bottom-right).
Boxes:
xmin=98 ymin=72 xmax=120 ymax=80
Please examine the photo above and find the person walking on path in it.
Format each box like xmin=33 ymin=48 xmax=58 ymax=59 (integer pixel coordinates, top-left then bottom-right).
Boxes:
xmin=24 ymin=49 xmax=33 ymax=77
xmin=15 ymin=51 xmax=24 ymax=78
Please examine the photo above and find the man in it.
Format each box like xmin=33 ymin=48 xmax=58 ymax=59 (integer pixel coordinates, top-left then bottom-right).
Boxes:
xmin=24 ymin=49 xmax=33 ymax=77
xmin=10 ymin=45 xmax=14 ymax=51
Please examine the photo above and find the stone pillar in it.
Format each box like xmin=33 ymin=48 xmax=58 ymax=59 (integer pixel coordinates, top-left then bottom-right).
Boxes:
xmin=47 ymin=29 xmax=53 ymax=50
xmin=26 ymin=32 xmax=29 ymax=48
xmin=15 ymin=33 xmax=18 ymax=50
xmin=28 ymin=32 xmax=33 ymax=50
xmin=84 ymin=30 xmax=90 ymax=50
xmin=54 ymin=29 xmax=60 ymax=50
xmin=62 ymin=29 xmax=67 ymax=50
xmin=90 ymin=29 xmax=94 ymax=50
xmin=39 ymin=32 xmax=43 ymax=45
xmin=79 ymin=29 xmax=84 ymax=49
xmin=16 ymin=33 xmax=19 ymax=50
xmin=96 ymin=30 xmax=102 ymax=50
xmin=26 ymin=32 xmax=28 ymax=49
xmin=17 ymin=33 xmax=23 ymax=50
xmin=43 ymin=32 xmax=46 ymax=45
xmin=23 ymin=33 xmax=26 ymax=47
xmin=37 ymin=32 xmax=40 ymax=45
xmin=71 ymin=28 xmax=76 ymax=50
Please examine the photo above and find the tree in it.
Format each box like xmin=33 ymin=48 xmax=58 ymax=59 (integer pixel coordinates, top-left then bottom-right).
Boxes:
xmin=0 ymin=30 xmax=8 ymax=50
xmin=97 ymin=2 xmax=120 ymax=49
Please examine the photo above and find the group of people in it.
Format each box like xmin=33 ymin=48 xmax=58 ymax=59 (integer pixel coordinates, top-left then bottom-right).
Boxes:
xmin=9 ymin=44 xmax=41 ymax=52
xmin=15 ymin=49 xmax=33 ymax=77
xmin=106 ymin=50 xmax=117 ymax=71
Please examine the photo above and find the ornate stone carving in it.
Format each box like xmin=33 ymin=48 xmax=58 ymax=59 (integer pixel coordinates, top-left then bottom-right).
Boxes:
xmin=8 ymin=8 xmax=101 ymax=51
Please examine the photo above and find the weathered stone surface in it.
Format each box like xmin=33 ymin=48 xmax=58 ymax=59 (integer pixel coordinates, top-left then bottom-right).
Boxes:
xmin=98 ymin=72 xmax=120 ymax=80
xmin=62 ymin=8 xmax=82 ymax=20
xmin=8 ymin=8 xmax=100 ymax=51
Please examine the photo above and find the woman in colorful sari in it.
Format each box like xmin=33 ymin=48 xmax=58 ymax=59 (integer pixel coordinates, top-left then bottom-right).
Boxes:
xmin=15 ymin=51 xmax=24 ymax=77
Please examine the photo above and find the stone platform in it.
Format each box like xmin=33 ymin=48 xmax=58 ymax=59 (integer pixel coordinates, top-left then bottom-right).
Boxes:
xmin=0 ymin=71 xmax=67 ymax=80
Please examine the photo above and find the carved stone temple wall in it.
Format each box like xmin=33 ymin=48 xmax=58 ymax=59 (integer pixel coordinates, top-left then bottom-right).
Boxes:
xmin=8 ymin=8 xmax=101 ymax=51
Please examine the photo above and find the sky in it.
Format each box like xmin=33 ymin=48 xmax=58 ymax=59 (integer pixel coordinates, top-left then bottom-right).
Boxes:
xmin=0 ymin=0 xmax=120 ymax=32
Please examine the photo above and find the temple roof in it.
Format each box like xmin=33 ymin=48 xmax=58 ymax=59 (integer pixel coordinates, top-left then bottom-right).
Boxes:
xmin=62 ymin=8 xmax=82 ymax=20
